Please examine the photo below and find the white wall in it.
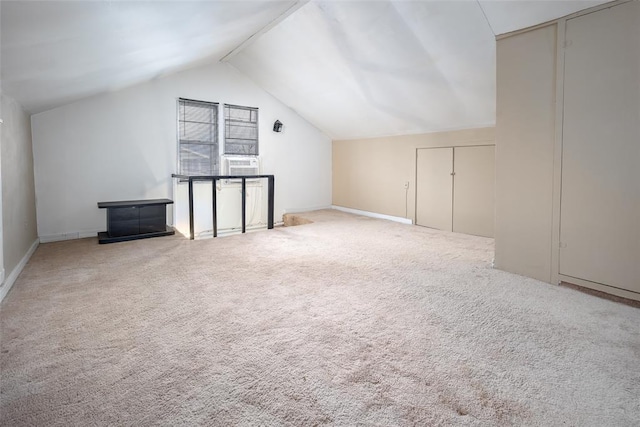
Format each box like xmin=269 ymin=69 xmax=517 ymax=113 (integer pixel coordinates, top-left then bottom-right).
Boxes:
xmin=0 ymin=93 xmax=39 ymax=300
xmin=31 ymin=62 xmax=332 ymax=241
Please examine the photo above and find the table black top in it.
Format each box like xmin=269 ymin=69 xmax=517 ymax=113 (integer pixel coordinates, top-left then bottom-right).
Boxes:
xmin=172 ymin=173 xmax=274 ymax=180
xmin=98 ymin=199 xmax=174 ymax=209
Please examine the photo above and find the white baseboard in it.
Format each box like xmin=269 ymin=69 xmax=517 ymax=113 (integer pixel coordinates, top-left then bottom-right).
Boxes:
xmin=283 ymin=205 xmax=332 ymax=214
xmin=39 ymin=230 xmax=99 ymax=243
xmin=559 ymin=274 xmax=640 ymax=302
xmin=79 ymin=231 xmax=99 ymax=239
xmin=331 ymin=205 xmax=413 ymax=225
xmin=39 ymin=232 xmax=79 ymax=243
xmin=0 ymin=238 xmax=39 ymax=303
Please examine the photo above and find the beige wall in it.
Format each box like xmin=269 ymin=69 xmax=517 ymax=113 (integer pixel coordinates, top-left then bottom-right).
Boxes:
xmin=1 ymin=94 xmax=38 ymax=284
xmin=332 ymin=127 xmax=495 ymax=223
xmin=0 ymin=97 xmax=3 ymax=284
xmin=494 ymin=24 xmax=557 ymax=283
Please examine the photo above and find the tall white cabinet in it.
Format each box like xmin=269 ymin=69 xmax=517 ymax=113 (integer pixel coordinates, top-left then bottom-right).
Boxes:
xmin=560 ymin=1 xmax=640 ymax=294
xmin=496 ymin=0 xmax=640 ymax=300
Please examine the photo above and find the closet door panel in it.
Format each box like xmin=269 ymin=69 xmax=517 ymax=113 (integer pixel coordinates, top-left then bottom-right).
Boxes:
xmin=495 ymin=24 xmax=557 ymax=283
xmin=453 ymin=146 xmax=495 ymax=238
xmin=416 ymin=148 xmax=453 ymax=231
xmin=560 ymin=1 xmax=640 ymax=292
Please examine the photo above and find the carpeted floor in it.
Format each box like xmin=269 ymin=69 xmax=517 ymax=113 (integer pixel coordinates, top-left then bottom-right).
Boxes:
xmin=1 ymin=209 xmax=639 ymax=426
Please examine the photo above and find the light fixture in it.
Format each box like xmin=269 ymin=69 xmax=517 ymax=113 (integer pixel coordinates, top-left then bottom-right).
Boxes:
xmin=273 ymin=120 xmax=283 ymax=132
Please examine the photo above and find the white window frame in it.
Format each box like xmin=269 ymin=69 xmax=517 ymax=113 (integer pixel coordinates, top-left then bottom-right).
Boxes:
xmin=176 ymin=98 xmax=219 ymax=176
xmin=224 ymin=104 xmax=259 ymax=157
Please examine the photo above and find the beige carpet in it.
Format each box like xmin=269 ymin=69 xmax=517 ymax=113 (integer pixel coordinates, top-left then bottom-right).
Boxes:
xmin=1 ymin=209 xmax=639 ymax=426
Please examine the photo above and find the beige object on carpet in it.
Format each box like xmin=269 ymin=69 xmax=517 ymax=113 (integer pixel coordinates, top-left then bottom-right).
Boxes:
xmin=1 ymin=209 xmax=639 ymax=426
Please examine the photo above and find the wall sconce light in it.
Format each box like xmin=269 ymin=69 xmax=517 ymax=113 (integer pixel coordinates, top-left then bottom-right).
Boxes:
xmin=273 ymin=120 xmax=283 ymax=133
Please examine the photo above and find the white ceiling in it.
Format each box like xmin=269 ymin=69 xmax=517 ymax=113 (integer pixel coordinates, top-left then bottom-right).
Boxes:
xmin=229 ymin=0 xmax=609 ymax=139
xmin=1 ymin=0 xmax=610 ymax=138
xmin=480 ymin=0 xmax=608 ymax=35
xmin=0 ymin=0 xmax=297 ymax=114
xmin=231 ymin=0 xmax=496 ymax=139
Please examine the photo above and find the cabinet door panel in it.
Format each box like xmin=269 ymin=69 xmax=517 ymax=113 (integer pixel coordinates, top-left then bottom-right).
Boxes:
xmin=139 ymin=205 xmax=166 ymax=234
xmin=560 ymin=1 xmax=640 ymax=293
xmin=416 ymin=148 xmax=453 ymax=231
xmin=108 ymin=207 xmax=139 ymax=237
xmin=453 ymin=146 xmax=495 ymax=238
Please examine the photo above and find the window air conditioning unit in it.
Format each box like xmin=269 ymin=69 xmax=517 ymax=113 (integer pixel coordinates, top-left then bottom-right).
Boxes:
xmin=222 ymin=156 xmax=261 ymax=184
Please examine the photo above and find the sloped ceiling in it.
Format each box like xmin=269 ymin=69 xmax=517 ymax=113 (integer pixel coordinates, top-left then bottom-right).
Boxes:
xmin=230 ymin=0 xmax=609 ymax=139
xmin=480 ymin=0 xmax=608 ymax=35
xmin=231 ymin=1 xmax=495 ymax=139
xmin=1 ymin=0 xmax=610 ymax=138
xmin=0 ymin=0 xmax=298 ymax=114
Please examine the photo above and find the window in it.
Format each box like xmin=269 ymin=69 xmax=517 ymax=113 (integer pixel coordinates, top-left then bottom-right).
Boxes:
xmin=224 ymin=104 xmax=259 ymax=156
xmin=178 ymin=98 xmax=219 ymax=175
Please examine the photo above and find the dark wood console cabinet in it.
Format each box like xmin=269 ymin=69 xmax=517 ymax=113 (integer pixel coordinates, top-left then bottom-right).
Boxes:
xmin=98 ymin=199 xmax=175 ymax=244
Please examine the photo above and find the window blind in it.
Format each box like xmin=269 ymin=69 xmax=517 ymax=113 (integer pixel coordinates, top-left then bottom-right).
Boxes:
xmin=178 ymin=98 xmax=219 ymax=175
xmin=224 ymin=104 xmax=259 ymax=156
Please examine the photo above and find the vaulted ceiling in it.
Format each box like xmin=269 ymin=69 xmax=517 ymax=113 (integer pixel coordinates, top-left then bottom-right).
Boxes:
xmin=1 ymin=0 xmax=610 ymax=139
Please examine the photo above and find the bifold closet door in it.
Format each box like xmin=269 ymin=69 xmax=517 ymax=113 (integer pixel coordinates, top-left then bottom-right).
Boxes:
xmin=416 ymin=148 xmax=453 ymax=231
xmin=560 ymin=1 xmax=640 ymax=293
xmin=453 ymin=146 xmax=495 ymax=238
